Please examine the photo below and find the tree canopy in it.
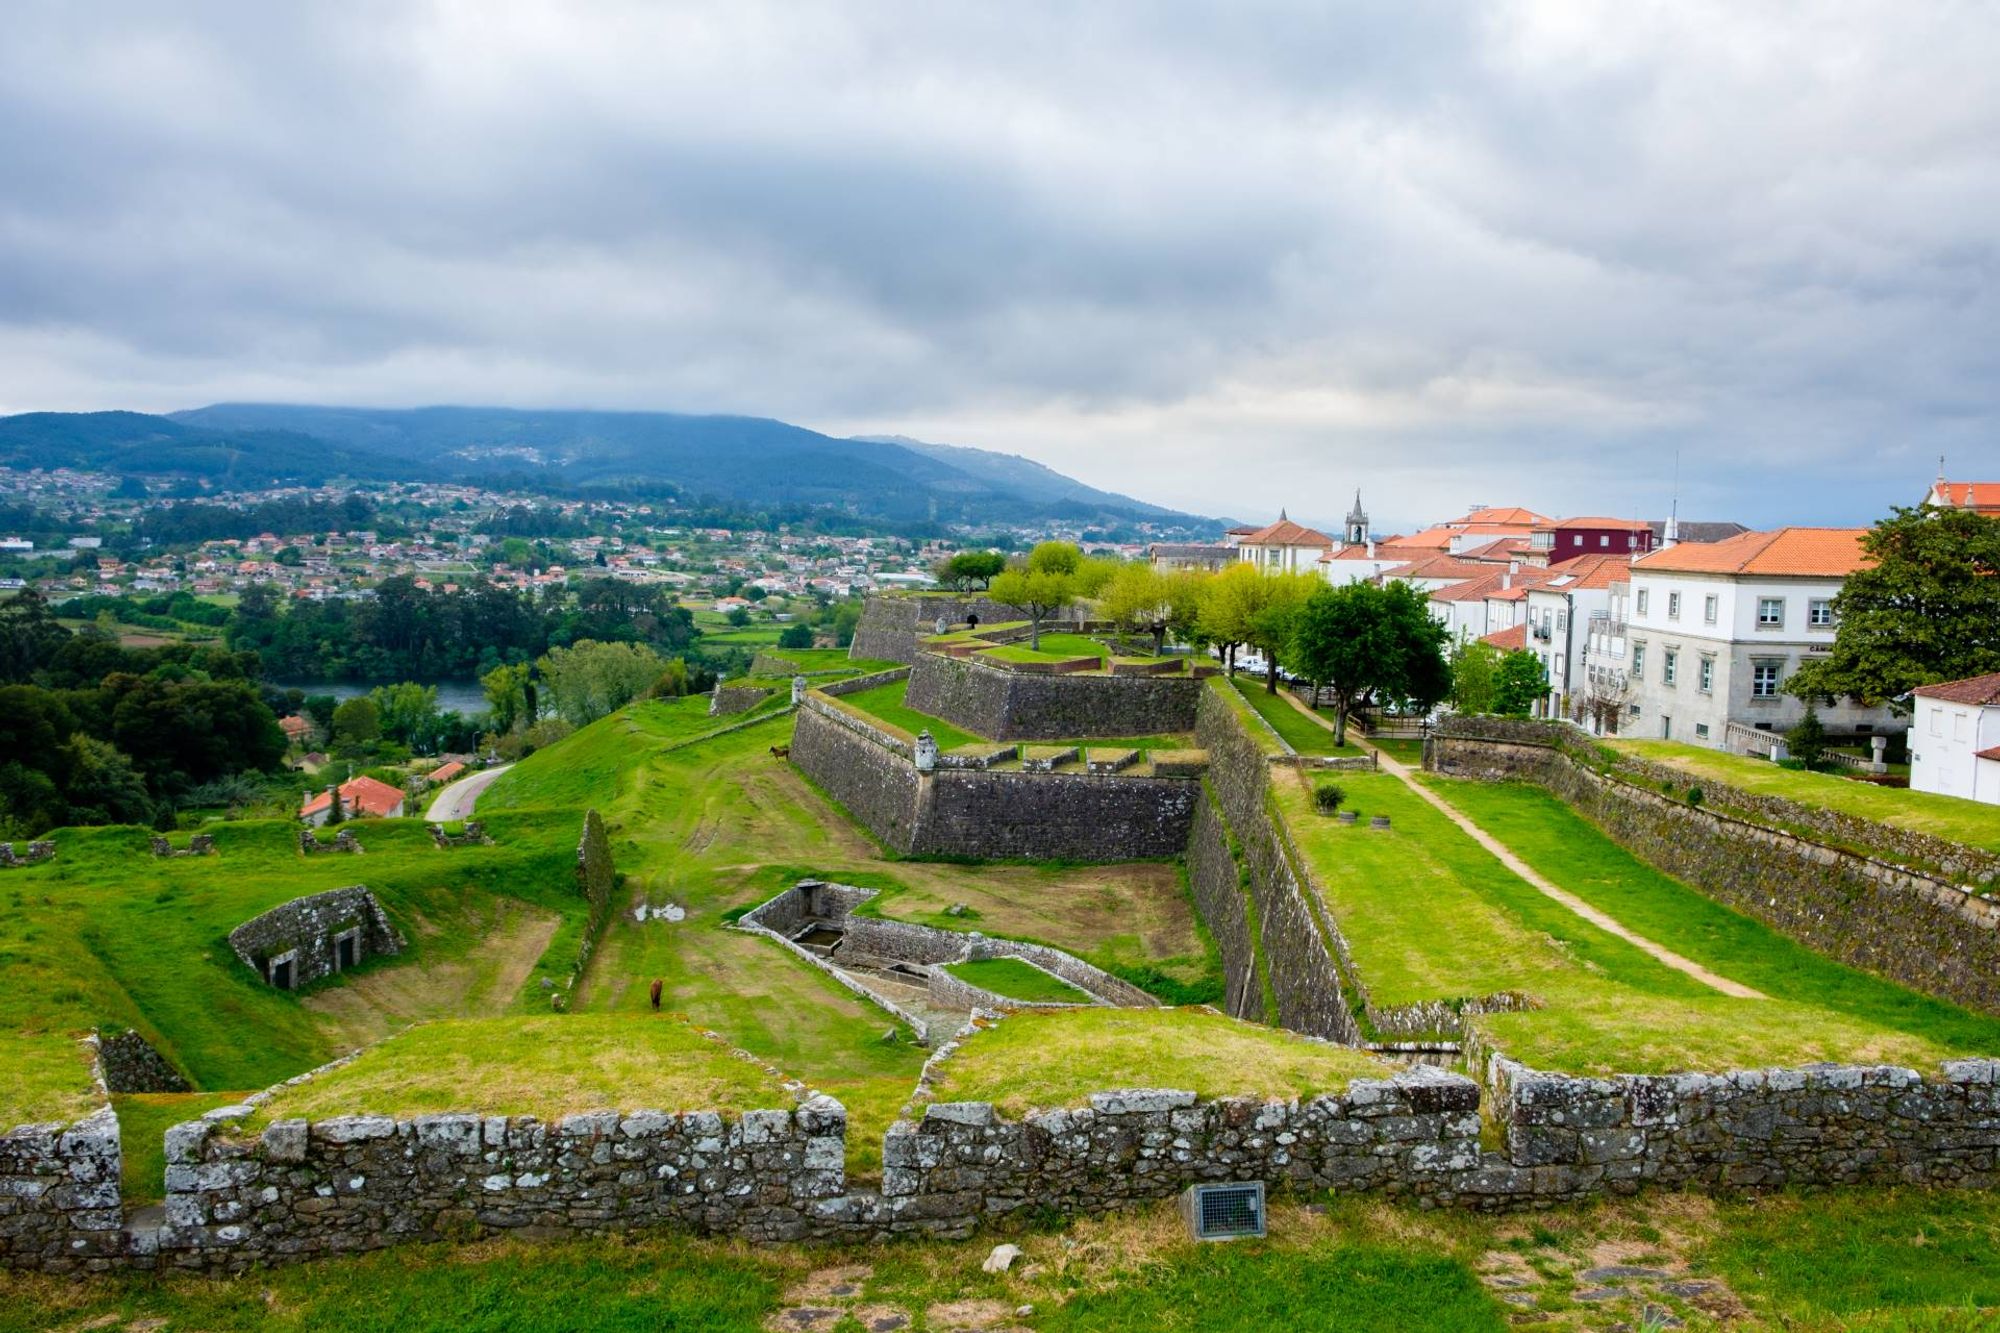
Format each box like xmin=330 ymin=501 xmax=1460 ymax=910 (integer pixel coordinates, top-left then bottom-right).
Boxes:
xmin=1283 ymin=580 xmax=1450 ymax=742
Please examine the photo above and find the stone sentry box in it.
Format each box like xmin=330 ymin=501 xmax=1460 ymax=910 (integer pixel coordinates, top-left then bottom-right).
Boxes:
xmin=227 ymin=886 xmax=404 ymax=990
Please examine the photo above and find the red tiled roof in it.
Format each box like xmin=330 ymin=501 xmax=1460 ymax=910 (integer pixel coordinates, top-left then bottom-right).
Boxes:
xmin=300 ymin=775 xmax=406 ymax=820
xmin=1240 ymin=517 xmax=1334 ymax=548
xmin=1544 ymin=552 xmax=1637 ymax=590
xmin=1633 ymin=528 xmax=1872 ymax=577
xmin=1912 ymin=673 xmax=2000 ymax=707
xmin=1463 ymin=506 xmax=1551 ymax=526
xmin=1428 ymin=572 xmax=1510 ymax=603
xmin=1456 ymin=537 xmax=1533 ymax=562
xmin=428 ymin=761 xmax=468 ymax=785
xmin=1481 ymin=624 xmax=1529 ymax=650
xmin=1928 ymin=481 xmax=2000 ymax=514
xmin=1381 ymin=555 xmax=1495 ymax=582
xmin=1976 ymin=745 xmax=2000 ymax=762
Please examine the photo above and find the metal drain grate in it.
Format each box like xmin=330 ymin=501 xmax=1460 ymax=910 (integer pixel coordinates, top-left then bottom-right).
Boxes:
xmin=1180 ymin=1182 xmax=1264 ymax=1241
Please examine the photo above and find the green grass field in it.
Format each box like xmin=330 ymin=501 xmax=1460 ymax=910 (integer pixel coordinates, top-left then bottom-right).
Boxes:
xmin=0 ymin=808 xmax=587 ymax=1126
xmin=941 ymin=957 xmax=1092 ymax=1004
xmin=1228 ymin=676 xmax=1364 ymax=755
xmin=931 ymin=1008 xmax=1391 ymax=1118
xmin=250 ymin=1015 xmax=791 ymax=1125
xmin=834 ymin=679 xmax=984 ymax=749
xmin=1616 ymin=738 xmax=2000 ymax=854
xmin=1274 ymin=772 xmax=1977 ymax=1075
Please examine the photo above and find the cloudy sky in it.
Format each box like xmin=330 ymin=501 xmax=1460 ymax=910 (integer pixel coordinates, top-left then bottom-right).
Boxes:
xmin=2 ymin=1 xmax=1996 ymax=530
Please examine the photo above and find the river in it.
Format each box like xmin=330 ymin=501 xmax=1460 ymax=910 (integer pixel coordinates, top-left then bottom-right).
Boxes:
xmin=272 ymin=679 xmax=491 ymax=716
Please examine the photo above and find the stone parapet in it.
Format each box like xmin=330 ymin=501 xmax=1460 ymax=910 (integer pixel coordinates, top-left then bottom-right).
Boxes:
xmin=903 ymin=651 xmax=1201 ymax=741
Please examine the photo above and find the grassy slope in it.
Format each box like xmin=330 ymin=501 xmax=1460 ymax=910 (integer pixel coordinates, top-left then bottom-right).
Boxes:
xmin=481 ymin=702 xmax=1225 ymax=1173
xmin=1424 ymin=778 xmax=2000 ymax=1055
xmin=0 ymin=808 xmax=585 ymax=1125
xmin=933 ymin=1008 xmax=1392 ymax=1119
xmin=251 ymin=1015 xmax=790 ymax=1125
xmin=1228 ymin=676 xmax=1363 ymax=755
xmin=941 ymin=957 xmax=1092 ymax=1004
xmin=1616 ymin=738 xmax=2000 ymax=854
xmin=1275 ymin=773 xmax=1969 ymax=1075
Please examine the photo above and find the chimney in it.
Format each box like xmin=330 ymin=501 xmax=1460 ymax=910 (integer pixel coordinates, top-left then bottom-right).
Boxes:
xmin=1366 ymin=538 xmax=1376 ymax=559
xmin=1508 ymin=559 xmax=1520 ymax=575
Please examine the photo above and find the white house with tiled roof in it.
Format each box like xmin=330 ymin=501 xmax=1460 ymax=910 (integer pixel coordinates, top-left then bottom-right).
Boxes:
xmin=1909 ymin=673 xmax=2000 ymax=805
xmin=1925 ymin=479 xmax=2000 ymax=517
xmin=1620 ymin=528 xmax=1896 ymax=749
xmin=1235 ymin=512 xmax=1334 ymax=574
xmin=1523 ymin=553 xmax=1636 ymax=720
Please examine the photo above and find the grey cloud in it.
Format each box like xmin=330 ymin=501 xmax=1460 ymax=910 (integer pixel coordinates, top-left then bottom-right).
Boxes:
xmin=1 ymin=0 xmax=1997 ymax=529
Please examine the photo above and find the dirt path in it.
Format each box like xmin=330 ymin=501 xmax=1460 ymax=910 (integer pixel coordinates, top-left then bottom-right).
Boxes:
xmin=1275 ymin=692 xmax=1766 ymax=1000
xmin=425 ymin=764 xmax=514 ymax=821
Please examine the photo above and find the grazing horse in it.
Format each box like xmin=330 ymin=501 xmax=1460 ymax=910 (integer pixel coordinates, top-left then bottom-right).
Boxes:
xmin=649 ymin=978 xmax=663 ymax=1011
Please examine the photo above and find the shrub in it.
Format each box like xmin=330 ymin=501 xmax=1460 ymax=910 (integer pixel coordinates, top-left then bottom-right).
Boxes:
xmin=1313 ymin=782 xmax=1347 ymax=814
xmin=1686 ymin=785 xmax=1704 ymax=808
xmin=1660 ymin=778 xmax=1677 ymax=795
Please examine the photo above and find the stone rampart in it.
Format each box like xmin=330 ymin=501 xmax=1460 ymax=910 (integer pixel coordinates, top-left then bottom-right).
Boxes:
xmin=850 ymin=595 xmax=1065 ymax=664
xmin=1192 ymin=683 xmax=1361 ymax=1042
xmin=903 ymin=651 xmax=1201 ymax=741
xmin=709 ymin=684 xmax=777 ymax=717
xmin=791 ymin=694 xmax=1197 ymax=862
xmin=226 ymin=886 xmax=404 ymax=990
xmin=1427 ymin=721 xmax=2000 ymax=1016
xmin=1184 ymin=788 xmax=1265 ymax=1022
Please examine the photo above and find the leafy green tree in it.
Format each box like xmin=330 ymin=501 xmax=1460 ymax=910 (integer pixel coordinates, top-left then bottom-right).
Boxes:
xmin=649 ymin=658 xmax=692 ymax=698
xmin=777 ymin=622 xmax=815 ymax=649
xmin=369 ymin=682 xmax=443 ymax=751
xmin=726 ymin=606 xmax=752 ymax=628
xmin=988 ymin=567 xmax=1075 ymax=650
xmin=1786 ymin=506 xmax=2000 ymax=708
xmin=1284 ymin=580 xmax=1452 ymax=743
xmin=0 ymin=590 xmax=72 ymax=683
xmin=537 ymin=640 xmax=670 ymax=726
xmin=1195 ymin=563 xmax=1265 ymax=674
xmin=331 ymin=696 xmax=382 ymax=750
xmin=1449 ymin=640 xmax=1503 ymax=714
xmin=1245 ymin=572 xmax=1319 ymax=692
xmin=935 ymin=550 xmax=1006 ymax=591
xmin=830 ymin=601 xmax=862 ymax=648
xmin=481 ymin=662 xmax=532 ymax=733
xmin=1493 ymin=649 xmax=1550 ymax=717
xmin=58 ymin=733 xmax=153 ymax=826
xmin=1026 ymin=541 xmax=1083 ymax=577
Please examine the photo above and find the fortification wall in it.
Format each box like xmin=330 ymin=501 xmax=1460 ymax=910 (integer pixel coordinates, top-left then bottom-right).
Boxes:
xmin=1428 ymin=722 xmax=2000 ymax=1016
xmin=849 ymin=595 xmax=1055 ymax=664
xmin=1192 ymin=685 xmax=1361 ymax=1043
xmin=1184 ymin=789 xmax=1265 ymax=1022
xmin=97 ymin=1030 xmax=189 ymax=1094
xmin=790 ymin=695 xmax=1196 ymax=861
xmin=709 ymin=684 xmax=777 ymax=717
xmin=903 ymin=652 xmax=1202 ymax=741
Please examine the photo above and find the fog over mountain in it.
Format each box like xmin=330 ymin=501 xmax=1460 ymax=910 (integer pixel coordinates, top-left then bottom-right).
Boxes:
xmin=2 ymin=3 xmax=1997 ymax=530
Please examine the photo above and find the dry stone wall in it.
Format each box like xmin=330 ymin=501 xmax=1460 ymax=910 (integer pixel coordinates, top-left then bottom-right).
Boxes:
xmin=97 ymin=1030 xmax=190 ymax=1094
xmin=709 ymin=684 xmax=777 ymax=717
xmin=1428 ymin=720 xmax=2000 ymax=1016
xmin=0 ymin=1105 xmax=122 ymax=1273
xmin=903 ymin=652 xmax=1202 ymax=741
xmin=1184 ymin=789 xmax=1265 ymax=1022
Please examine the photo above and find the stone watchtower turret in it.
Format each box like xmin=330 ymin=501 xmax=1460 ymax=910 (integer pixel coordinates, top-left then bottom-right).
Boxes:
xmin=1344 ymin=490 xmax=1370 ymax=546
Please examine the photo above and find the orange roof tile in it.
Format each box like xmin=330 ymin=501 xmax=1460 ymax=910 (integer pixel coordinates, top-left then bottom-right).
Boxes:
xmin=1428 ymin=572 xmax=1510 ymax=602
xmin=1480 ymin=624 xmax=1529 ymax=650
xmin=1633 ymin=528 xmax=1872 ymax=578
xmin=1545 ymin=516 xmax=1653 ymax=531
xmin=1463 ymin=506 xmax=1551 ymax=526
xmin=300 ymin=774 xmax=407 ymax=820
xmin=1928 ymin=481 xmax=2000 ymax=513
xmin=1912 ymin=673 xmax=2000 ymax=707
xmin=1542 ymin=552 xmax=1636 ymax=590
xmin=1240 ymin=516 xmax=1333 ymax=548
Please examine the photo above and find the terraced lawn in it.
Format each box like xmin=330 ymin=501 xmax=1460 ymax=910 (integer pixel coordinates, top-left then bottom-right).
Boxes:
xmin=833 ymin=679 xmax=983 ymax=749
xmin=1273 ymin=773 xmax=1980 ymax=1075
xmin=1228 ymin=676 xmax=1365 ymax=755
xmin=941 ymin=957 xmax=1092 ymax=1004
xmin=931 ymin=1008 xmax=1393 ymax=1118
xmin=1615 ymin=738 xmax=2000 ymax=854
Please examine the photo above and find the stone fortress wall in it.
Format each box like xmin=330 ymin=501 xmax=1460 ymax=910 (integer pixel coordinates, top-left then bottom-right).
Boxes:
xmin=789 ymin=689 xmax=1198 ymax=862
xmin=1426 ymin=717 xmax=2000 ymax=1015
xmin=903 ymin=651 xmax=1203 ymax=741
xmin=849 ymin=594 xmax=1084 ymax=665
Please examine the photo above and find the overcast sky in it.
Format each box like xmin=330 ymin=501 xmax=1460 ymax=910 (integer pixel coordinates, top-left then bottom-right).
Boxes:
xmin=2 ymin=1 xmax=1996 ymax=530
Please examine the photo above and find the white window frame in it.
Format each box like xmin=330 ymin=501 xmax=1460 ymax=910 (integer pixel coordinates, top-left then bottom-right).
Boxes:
xmin=1667 ymin=591 xmax=1681 ymax=620
xmin=1703 ymin=594 xmax=1717 ymax=624
xmin=1636 ymin=588 xmax=1650 ymax=616
xmin=1663 ymin=649 xmax=1678 ymax=686
xmin=1808 ymin=598 xmax=1834 ymax=628
xmin=1698 ymin=656 xmax=1714 ymax=694
xmin=1757 ymin=597 xmax=1785 ymax=629
xmin=1632 ymin=642 xmax=1647 ymax=676
xmin=1751 ymin=661 xmax=1782 ymax=698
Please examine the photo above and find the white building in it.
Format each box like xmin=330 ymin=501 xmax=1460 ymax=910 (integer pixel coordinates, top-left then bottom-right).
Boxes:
xmin=1521 ymin=553 xmax=1632 ymax=720
xmin=1619 ymin=528 xmax=1897 ymax=749
xmin=1236 ymin=513 xmax=1333 ymax=574
xmin=1909 ymin=674 xmax=2000 ymax=805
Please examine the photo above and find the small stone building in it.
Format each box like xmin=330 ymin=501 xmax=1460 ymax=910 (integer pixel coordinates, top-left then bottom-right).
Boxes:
xmin=227 ymin=885 xmax=404 ymax=990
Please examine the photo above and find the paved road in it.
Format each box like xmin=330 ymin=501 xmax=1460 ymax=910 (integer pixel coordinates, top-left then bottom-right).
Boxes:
xmin=1275 ymin=691 xmax=1766 ymax=1000
xmin=424 ymin=764 xmax=514 ymax=822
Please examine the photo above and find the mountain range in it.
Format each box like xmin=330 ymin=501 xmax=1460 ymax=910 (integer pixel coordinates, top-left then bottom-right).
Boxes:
xmin=0 ymin=404 xmax=1210 ymax=531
